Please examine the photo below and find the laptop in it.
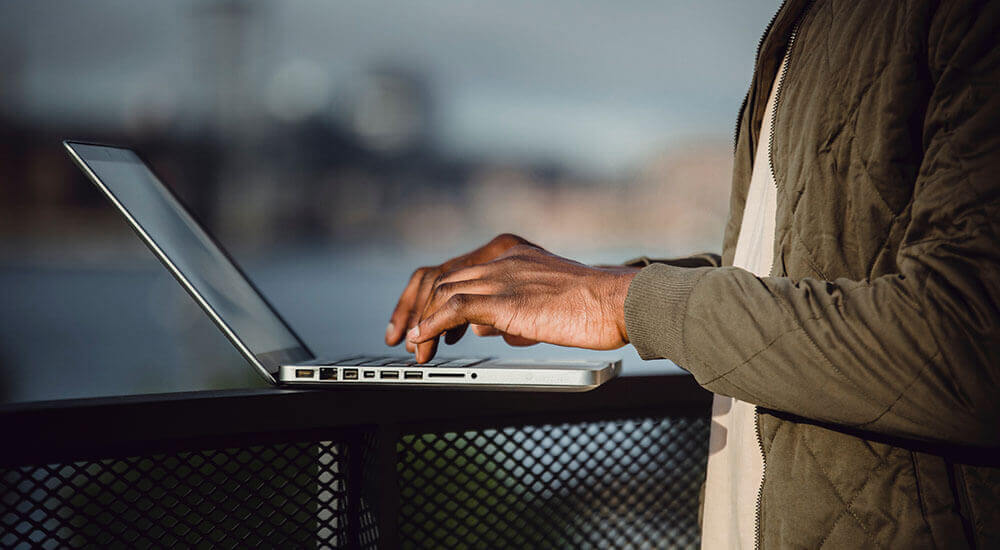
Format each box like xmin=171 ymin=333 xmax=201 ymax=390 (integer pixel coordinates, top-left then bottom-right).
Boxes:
xmin=64 ymin=141 xmax=621 ymax=391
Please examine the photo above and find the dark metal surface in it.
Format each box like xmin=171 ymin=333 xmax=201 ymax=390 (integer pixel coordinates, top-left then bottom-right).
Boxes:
xmin=0 ymin=374 xmax=712 ymax=548
xmin=0 ymin=375 xmax=709 ymax=467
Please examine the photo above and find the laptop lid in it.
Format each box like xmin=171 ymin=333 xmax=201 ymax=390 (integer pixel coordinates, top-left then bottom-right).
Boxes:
xmin=64 ymin=141 xmax=314 ymax=384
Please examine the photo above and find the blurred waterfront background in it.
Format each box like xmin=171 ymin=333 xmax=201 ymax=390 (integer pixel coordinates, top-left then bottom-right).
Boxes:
xmin=0 ymin=0 xmax=778 ymax=403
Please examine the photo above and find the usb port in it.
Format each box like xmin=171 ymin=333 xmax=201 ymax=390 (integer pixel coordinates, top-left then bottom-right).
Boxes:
xmin=404 ymin=371 xmax=424 ymax=380
xmin=380 ymin=370 xmax=399 ymax=379
xmin=363 ymin=370 xmax=376 ymax=378
xmin=295 ymin=369 xmax=315 ymax=379
xmin=343 ymin=368 xmax=359 ymax=380
xmin=319 ymin=367 xmax=337 ymax=380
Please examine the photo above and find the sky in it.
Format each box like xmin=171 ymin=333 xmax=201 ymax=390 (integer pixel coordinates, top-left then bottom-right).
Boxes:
xmin=0 ymin=0 xmax=781 ymax=174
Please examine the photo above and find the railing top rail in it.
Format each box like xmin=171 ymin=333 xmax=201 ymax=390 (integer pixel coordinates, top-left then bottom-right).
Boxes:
xmin=0 ymin=374 xmax=710 ymax=467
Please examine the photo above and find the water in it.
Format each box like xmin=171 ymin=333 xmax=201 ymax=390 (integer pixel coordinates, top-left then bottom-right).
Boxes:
xmin=0 ymin=248 xmax=679 ymax=404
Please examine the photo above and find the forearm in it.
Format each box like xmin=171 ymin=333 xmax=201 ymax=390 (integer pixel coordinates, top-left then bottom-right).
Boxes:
xmin=624 ymin=1 xmax=1000 ymax=447
xmin=624 ymin=259 xmax=1000 ymax=446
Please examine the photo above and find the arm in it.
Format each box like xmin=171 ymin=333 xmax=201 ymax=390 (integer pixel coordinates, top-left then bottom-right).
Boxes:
xmin=625 ymin=3 xmax=1000 ymax=446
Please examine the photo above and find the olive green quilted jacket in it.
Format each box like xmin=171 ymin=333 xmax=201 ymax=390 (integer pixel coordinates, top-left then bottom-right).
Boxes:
xmin=624 ymin=0 xmax=999 ymax=547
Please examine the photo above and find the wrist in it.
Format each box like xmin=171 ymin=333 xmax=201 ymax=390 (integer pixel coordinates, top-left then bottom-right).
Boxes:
xmin=602 ymin=267 xmax=639 ymax=344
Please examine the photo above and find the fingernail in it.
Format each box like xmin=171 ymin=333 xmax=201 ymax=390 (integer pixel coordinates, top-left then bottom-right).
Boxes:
xmin=407 ymin=326 xmax=420 ymax=342
xmin=385 ymin=322 xmax=395 ymax=340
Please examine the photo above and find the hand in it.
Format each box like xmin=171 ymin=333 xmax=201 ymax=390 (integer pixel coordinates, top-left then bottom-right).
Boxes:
xmin=405 ymin=244 xmax=639 ymax=363
xmin=386 ymin=233 xmax=534 ymax=352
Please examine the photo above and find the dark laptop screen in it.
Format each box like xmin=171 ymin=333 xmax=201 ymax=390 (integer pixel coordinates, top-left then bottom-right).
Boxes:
xmin=69 ymin=143 xmax=310 ymax=371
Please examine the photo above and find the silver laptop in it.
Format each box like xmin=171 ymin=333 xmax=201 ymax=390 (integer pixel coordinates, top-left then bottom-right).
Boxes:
xmin=64 ymin=141 xmax=620 ymax=391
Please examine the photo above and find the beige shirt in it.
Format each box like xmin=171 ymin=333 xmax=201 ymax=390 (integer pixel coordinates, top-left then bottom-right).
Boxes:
xmin=700 ymin=50 xmax=788 ymax=550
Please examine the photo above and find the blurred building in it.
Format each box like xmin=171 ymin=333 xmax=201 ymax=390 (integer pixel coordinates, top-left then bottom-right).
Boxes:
xmin=0 ymin=0 xmax=777 ymax=402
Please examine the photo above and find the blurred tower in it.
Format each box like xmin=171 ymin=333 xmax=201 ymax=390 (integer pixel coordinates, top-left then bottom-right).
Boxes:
xmin=194 ymin=0 xmax=257 ymax=139
xmin=192 ymin=0 xmax=275 ymax=247
xmin=348 ymin=67 xmax=434 ymax=155
xmin=0 ymin=30 xmax=26 ymax=126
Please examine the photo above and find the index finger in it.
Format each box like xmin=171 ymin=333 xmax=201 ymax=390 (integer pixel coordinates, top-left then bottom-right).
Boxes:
xmin=386 ymin=268 xmax=426 ymax=345
xmin=409 ymin=294 xmax=499 ymax=357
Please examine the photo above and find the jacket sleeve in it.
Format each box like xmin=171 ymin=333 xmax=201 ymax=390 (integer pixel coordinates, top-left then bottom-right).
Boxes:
xmin=624 ymin=253 xmax=721 ymax=269
xmin=624 ymin=2 xmax=1000 ymax=447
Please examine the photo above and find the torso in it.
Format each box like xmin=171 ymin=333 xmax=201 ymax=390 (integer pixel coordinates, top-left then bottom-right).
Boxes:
xmin=700 ymin=47 xmax=787 ymax=550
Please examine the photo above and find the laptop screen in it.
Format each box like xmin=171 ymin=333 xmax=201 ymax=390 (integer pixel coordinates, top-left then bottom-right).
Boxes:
xmin=66 ymin=142 xmax=311 ymax=374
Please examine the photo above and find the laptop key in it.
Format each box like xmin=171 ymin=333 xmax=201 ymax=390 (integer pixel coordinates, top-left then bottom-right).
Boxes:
xmin=439 ymin=358 xmax=485 ymax=368
xmin=332 ymin=357 xmax=369 ymax=366
xmin=324 ymin=356 xmax=359 ymax=363
xmin=363 ymin=358 xmax=404 ymax=366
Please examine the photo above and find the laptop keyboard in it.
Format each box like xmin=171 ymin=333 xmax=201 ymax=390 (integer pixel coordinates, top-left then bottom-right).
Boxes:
xmin=320 ymin=355 xmax=487 ymax=368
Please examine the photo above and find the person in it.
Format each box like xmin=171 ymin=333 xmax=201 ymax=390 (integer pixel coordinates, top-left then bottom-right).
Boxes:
xmin=385 ymin=0 xmax=999 ymax=547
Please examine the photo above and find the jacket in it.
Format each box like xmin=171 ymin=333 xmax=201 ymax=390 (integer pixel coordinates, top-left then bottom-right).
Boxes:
xmin=624 ymin=0 xmax=1000 ymax=547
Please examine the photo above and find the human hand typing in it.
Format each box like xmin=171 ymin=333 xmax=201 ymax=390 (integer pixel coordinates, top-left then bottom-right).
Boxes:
xmin=387 ymin=234 xmax=637 ymax=363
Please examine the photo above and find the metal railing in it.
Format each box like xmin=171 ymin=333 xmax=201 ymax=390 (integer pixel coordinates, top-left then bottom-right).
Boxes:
xmin=0 ymin=374 xmax=711 ymax=549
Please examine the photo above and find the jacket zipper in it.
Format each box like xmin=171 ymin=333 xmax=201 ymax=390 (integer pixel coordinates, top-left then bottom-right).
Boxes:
xmin=753 ymin=3 xmax=812 ymax=549
xmin=733 ymin=0 xmax=788 ymax=153
xmin=753 ymin=407 xmax=766 ymax=549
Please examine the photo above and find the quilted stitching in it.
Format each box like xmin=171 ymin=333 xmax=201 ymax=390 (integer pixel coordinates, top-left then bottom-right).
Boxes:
xmin=855 ymin=351 xmax=944 ymax=429
xmin=798 ymin=430 xmax=891 ymax=548
xmin=720 ymin=1 xmax=1000 ymax=547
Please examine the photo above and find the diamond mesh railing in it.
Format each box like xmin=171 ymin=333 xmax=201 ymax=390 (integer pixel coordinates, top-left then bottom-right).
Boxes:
xmin=1 ymin=441 xmax=348 ymax=549
xmin=396 ymin=417 xmax=708 ymax=549
xmin=1 ymin=378 xmax=712 ymax=549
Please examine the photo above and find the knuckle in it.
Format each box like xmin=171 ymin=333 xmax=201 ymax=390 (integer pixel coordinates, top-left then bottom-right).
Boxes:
xmin=507 ymin=244 xmax=537 ymax=258
xmin=501 ymin=254 xmax=529 ymax=268
xmin=447 ymin=293 xmax=470 ymax=311
xmin=494 ymin=233 xmax=519 ymax=245
xmin=491 ymin=233 xmax=530 ymax=252
xmin=437 ymin=266 xmax=472 ymax=287
xmin=432 ymin=281 xmax=455 ymax=300
xmin=420 ymin=267 xmax=441 ymax=283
